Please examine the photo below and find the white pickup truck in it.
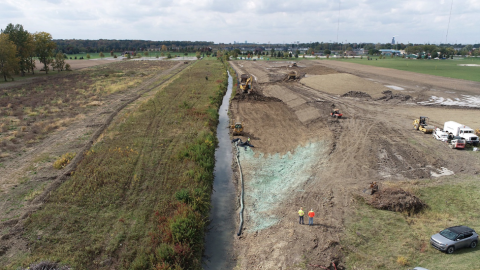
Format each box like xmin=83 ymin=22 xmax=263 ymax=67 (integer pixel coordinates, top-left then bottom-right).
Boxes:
xmin=444 ymin=121 xmax=479 ymax=145
xmin=433 ymin=128 xmax=449 ymax=142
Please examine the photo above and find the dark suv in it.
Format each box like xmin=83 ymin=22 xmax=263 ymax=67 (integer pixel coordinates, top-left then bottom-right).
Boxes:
xmin=430 ymin=226 xmax=478 ymax=254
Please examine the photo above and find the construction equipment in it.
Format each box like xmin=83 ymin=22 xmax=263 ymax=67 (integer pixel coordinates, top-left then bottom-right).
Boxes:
xmin=289 ymin=62 xmax=297 ymax=68
xmin=368 ymin=182 xmax=379 ymax=195
xmin=239 ymin=74 xmax=253 ymax=94
xmin=231 ymin=122 xmax=244 ymax=136
xmin=330 ymin=108 xmax=343 ymax=119
xmin=413 ymin=116 xmax=434 ymax=134
xmin=285 ymin=70 xmax=298 ymax=81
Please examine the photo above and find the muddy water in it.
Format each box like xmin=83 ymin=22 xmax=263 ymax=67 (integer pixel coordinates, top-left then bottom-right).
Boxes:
xmin=203 ymin=71 xmax=236 ymax=269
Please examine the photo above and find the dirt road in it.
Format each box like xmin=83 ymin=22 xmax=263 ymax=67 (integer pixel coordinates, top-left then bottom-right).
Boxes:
xmin=229 ymin=60 xmax=480 ymax=269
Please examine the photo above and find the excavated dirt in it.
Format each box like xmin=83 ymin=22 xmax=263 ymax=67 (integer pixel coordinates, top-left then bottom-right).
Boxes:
xmin=376 ymin=90 xmax=411 ymax=101
xmin=341 ymin=91 xmax=372 ymax=98
xmin=229 ymin=60 xmax=480 ymax=270
xmin=369 ymin=188 xmax=426 ymax=213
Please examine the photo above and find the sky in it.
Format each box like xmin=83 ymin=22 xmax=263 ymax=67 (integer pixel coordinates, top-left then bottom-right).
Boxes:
xmin=1 ymin=0 xmax=479 ymax=44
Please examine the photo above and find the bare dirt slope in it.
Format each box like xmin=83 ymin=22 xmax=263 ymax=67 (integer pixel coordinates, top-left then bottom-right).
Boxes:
xmin=229 ymin=60 xmax=480 ymax=270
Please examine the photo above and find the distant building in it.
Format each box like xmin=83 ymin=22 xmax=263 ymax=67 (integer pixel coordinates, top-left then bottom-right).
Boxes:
xmin=392 ymin=37 xmax=395 ymax=45
xmin=353 ymin=48 xmax=366 ymax=55
xmin=379 ymin=49 xmax=401 ymax=56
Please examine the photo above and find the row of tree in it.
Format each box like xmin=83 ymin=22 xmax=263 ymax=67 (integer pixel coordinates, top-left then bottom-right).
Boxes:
xmin=0 ymin=23 xmax=60 ymax=81
xmin=53 ymin=39 xmax=214 ymax=54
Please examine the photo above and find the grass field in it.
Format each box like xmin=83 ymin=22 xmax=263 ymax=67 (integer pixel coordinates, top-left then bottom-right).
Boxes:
xmin=233 ymin=55 xmax=480 ymax=82
xmin=343 ymin=176 xmax=480 ymax=270
xmin=325 ymin=56 xmax=480 ymax=82
xmin=0 ymin=61 xmax=174 ymax=158
xmin=7 ymin=59 xmax=227 ymax=269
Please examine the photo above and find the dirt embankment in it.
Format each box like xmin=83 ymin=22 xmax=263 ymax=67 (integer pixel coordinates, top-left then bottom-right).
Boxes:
xmin=229 ymin=60 xmax=480 ymax=269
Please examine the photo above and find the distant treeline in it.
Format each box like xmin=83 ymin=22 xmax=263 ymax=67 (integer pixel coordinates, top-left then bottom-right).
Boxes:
xmin=54 ymin=39 xmax=215 ymax=54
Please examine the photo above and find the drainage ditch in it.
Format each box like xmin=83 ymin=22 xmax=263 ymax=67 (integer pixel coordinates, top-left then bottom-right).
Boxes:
xmin=203 ymin=71 xmax=235 ymax=269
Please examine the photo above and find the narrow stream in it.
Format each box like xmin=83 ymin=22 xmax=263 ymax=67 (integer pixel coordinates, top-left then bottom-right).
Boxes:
xmin=203 ymin=71 xmax=236 ymax=269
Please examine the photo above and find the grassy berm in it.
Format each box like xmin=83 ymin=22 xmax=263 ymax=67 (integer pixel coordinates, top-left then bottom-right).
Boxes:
xmin=343 ymin=176 xmax=480 ymax=270
xmin=10 ymin=60 xmax=228 ymax=269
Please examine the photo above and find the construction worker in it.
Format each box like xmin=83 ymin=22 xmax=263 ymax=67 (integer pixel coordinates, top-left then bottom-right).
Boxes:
xmin=308 ymin=209 xmax=315 ymax=226
xmin=298 ymin=207 xmax=305 ymax=224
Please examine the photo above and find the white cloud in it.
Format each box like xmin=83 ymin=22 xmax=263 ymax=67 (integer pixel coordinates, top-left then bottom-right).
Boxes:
xmin=1 ymin=0 xmax=479 ymax=44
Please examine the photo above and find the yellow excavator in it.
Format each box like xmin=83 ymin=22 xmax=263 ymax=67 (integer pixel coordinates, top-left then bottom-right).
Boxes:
xmin=239 ymin=74 xmax=253 ymax=93
xmin=231 ymin=122 xmax=244 ymax=136
xmin=413 ymin=116 xmax=434 ymax=134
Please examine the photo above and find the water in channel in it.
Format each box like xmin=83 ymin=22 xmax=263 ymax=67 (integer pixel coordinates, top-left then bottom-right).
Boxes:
xmin=203 ymin=71 xmax=236 ymax=269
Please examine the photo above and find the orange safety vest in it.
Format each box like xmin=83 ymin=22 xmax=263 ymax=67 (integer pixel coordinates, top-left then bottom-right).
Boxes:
xmin=308 ymin=211 xmax=315 ymax=218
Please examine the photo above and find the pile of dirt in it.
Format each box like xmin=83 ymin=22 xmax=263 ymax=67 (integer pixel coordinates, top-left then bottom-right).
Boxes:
xmin=233 ymin=91 xmax=282 ymax=102
xmin=369 ymin=188 xmax=426 ymax=213
xmin=341 ymin=91 xmax=372 ymax=98
xmin=377 ymin=90 xmax=411 ymax=101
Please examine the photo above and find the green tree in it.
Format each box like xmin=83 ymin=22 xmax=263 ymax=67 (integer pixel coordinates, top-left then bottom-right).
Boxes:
xmin=143 ymin=51 xmax=149 ymax=57
xmin=196 ymin=51 xmax=201 ymax=59
xmin=52 ymin=52 xmax=66 ymax=71
xmin=1 ymin=23 xmax=35 ymax=76
xmin=34 ymin=32 xmax=56 ymax=74
xmin=324 ymin=49 xmax=331 ymax=55
xmin=99 ymin=52 xmax=105 ymax=58
xmin=0 ymin=33 xmax=19 ymax=81
xmin=167 ymin=52 xmax=172 ymax=59
xmin=86 ymin=53 xmax=91 ymax=59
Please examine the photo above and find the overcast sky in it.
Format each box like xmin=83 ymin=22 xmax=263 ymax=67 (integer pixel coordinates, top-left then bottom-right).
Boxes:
xmin=1 ymin=0 xmax=479 ymax=44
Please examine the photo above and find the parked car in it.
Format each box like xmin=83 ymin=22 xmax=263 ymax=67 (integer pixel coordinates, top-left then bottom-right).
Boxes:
xmin=449 ymin=136 xmax=465 ymax=149
xmin=430 ymin=225 xmax=478 ymax=254
xmin=433 ymin=128 xmax=449 ymax=142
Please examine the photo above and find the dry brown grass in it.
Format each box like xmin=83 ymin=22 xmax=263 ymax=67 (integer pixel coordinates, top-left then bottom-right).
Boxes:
xmin=0 ymin=61 xmax=177 ymax=158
